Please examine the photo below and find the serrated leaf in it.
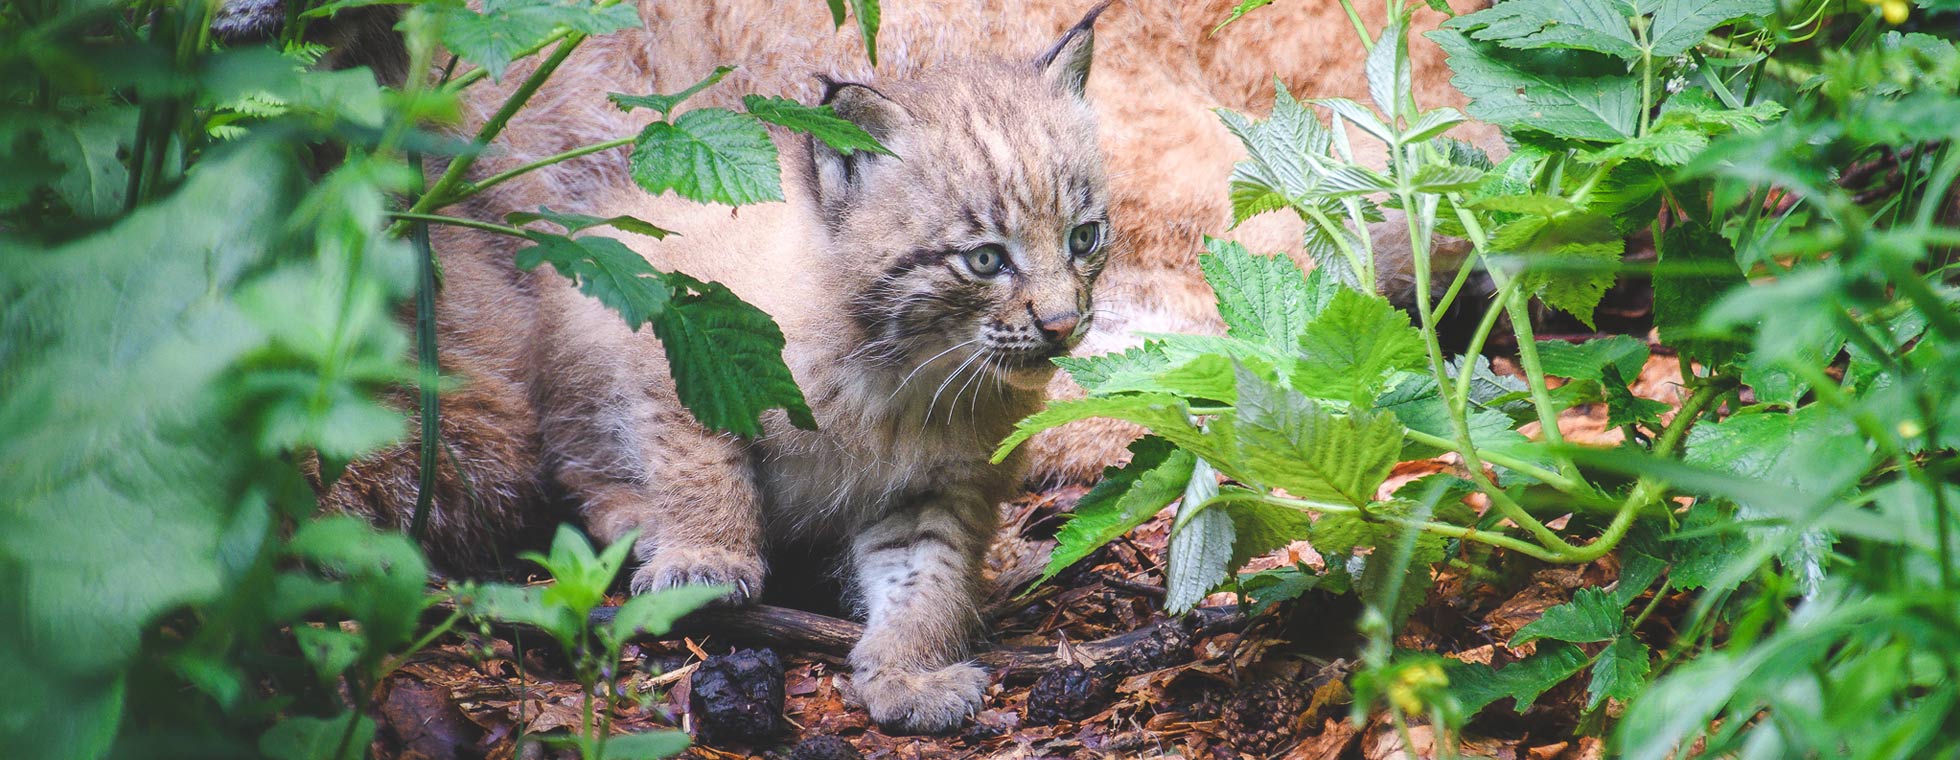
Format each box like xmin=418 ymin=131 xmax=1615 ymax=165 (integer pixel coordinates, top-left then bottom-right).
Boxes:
xmin=1446 ymin=642 xmax=1590 ymax=715
xmin=609 ymin=65 xmax=735 ymax=118
xmin=1535 ymin=335 xmax=1649 ymax=382
xmin=1376 ymin=374 xmax=1527 ymax=458
xmin=1311 ymin=98 xmax=1396 ymax=144
xmin=1223 ymin=498 xmax=1314 ymax=570
xmin=1235 ymin=564 xmax=1319 ymax=615
xmin=1512 ymin=587 xmax=1626 ymax=645
xmin=1644 ymin=0 xmax=1773 ymax=57
xmin=630 ymin=107 xmax=781 ymax=206
xmin=1234 ymin=369 xmax=1402 ymax=506
xmin=1293 ymin=287 xmax=1426 ymax=405
xmin=1498 ymin=214 xmax=1626 ymax=328
xmin=1038 ymin=438 xmax=1195 ymax=586
xmin=1366 ymin=15 xmax=1411 ymax=121
xmin=1654 ymin=222 xmax=1746 ymax=368
xmin=1462 ymin=192 xmax=1576 ymax=216
xmin=847 ymin=0 xmax=881 ymax=65
xmin=1165 ymin=459 xmax=1231 ymax=613
xmin=1219 ymin=83 xmax=1335 ymax=215
xmin=514 ymin=232 xmax=671 ymax=327
xmin=1200 ymin=237 xmax=1328 ymax=350
xmin=507 ymin=206 xmax=671 ymax=238
xmin=1586 ymin=636 xmax=1651 ymax=708
xmin=994 ymin=394 xmax=1215 ymax=463
xmin=1429 ymin=29 xmax=1639 ymax=142
xmin=741 ymin=95 xmax=892 ymax=156
xmin=1403 ymin=107 xmax=1467 ymax=143
xmin=1574 ymin=124 xmax=1708 ymax=166
xmin=652 ymin=272 xmax=816 ymax=436
xmin=1444 ymin=0 xmax=1641 ymax=59
xmin=1601 ymin=364 xmax=1669 ymax=428
xmin=1409 ymin=162 xmax=1488 ymax=192
xmin=435 ymin=0 xmax=642 ymax=82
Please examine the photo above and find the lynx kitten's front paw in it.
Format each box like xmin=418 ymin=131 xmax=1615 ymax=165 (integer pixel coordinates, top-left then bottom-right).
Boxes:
xmin=855 ymin=663 xmax=989 ymax=734
xmin=630 ymin=545 xmax=764 ymax=605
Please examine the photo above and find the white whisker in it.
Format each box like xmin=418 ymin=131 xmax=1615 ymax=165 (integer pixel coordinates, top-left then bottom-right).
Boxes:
xmin=885 ymin=338 xmax=979 ymax=404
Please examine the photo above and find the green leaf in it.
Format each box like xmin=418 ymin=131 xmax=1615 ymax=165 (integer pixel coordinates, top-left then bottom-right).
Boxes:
xmin=1293 ymin=287 xmax=1426 ymax=405
xmin=1165 ymin=459 xmax=1231 ymax=613
xmin=293 ymin=626 xmax=364 ymax=685
xmin=1038 ymin=438 xmax=1195 ymax=586
xmin=1235 ymin=563 xmax=1320 ymax=615
xmin=1200 ymin=237 xmax=1332 ymax=350
xmin=1218 ymin=83 xmax=1335 ymax=220
xmin=1535 ymin=335 xmax=1649 ymax=382
xmin=846 ymin=0 xmax=882 ymax=65
xmin=610 ymin=584 xmax=730 ymax=641
xmin=1056 ymin=343 xmax=1249 ymax=402
xmin=1376 ymin=374 xmax=1527 ymax=458
xmin=515 ymin=232 xmax=671 ymax=327
xmin=1644 ymin=0 xmax=1774 ymax=57
xmin=435 ymin=0 xmax=642 ymax=82
xmin=652 ymin=272 xmax=817 ymax=436
xmin=741 ymin=95 xmax=892 ymax=156
xmin=1512 ymin=587 xmax=1626 ymax=645
xmin=1446 ymin=642 xmax=1590 ymax=714
xmin=1403 ymin=107 xmax=1467 ymax=143
xmin=630 ymin=107 xmax=782 ymax=206
xmin=1586 ymin=636 xmax=1651 ymax=708
xmin=1428 ymin=29 xmax=1639 ymax=142
xmin=507 ymin=206 xmax=672 ymax=238
xmin=1366 ymin=15 xmax=1412 ymax=121
xmin=1234 ymin=369 xmax=1403 ymax=506
xmin=1444 ymin=0 xmax=1640 ymax=59
xmin=601 ymin=731 xmax=692 ymax=760
xmin=259 ymin=713 xmax=375 ymax=760
xmin=1497 ymin=213 xmax=1626 ymax=328
xmin=1653 ymin=222 xmax=1746 ymax=368
xmin=1601 ymin=364 xmax=1669 ymax=428
xmin=40 ymin=108 xmax=136 ymax=218
xmin=609 ymin=65 xmax=734 ymax=118
xmin=1223 ymin=498 xmax=1314 ymax=570
xmin=994 ymin=393 xmax=1231 ymax=466
xmin=1574 ymin=124 xmax=1708 ymax=166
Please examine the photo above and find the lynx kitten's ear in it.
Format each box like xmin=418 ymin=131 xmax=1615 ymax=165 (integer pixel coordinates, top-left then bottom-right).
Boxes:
xmin=1035 ymin=2 xmax=1110 ymax=98
xmin=811 ymin=79 xmax=910 ymax=209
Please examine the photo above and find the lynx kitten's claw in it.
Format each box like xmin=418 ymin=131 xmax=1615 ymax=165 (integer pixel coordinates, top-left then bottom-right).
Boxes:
xmin=630 ymin=546 xmax=764 ymax=606
xmin=856 ymin=662 xmax=989 ymax=734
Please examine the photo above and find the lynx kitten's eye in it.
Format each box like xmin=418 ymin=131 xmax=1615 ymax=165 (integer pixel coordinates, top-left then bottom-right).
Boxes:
xmin=1068 ymin=222 xmax=1103 ymax=257
xmin=963 ymin=244 xmax=1007 ymax=277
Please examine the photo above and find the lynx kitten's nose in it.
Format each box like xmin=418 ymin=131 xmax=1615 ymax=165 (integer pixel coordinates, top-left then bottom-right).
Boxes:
xmin=1035 ymin=311 xmax=1081 ymax=343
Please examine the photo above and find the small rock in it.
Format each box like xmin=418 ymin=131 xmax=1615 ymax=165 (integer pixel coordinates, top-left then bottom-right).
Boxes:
xmin=688 ymin=648 xmax=786 ymax=745
xmin=788 ymin=735 xmax=863 ymax=760
xmin=1023 ymin=663 xmax=1110 ymax=725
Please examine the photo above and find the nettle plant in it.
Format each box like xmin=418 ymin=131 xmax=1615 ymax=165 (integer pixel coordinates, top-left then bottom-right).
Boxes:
xmin=459 ymin=526 xmax=726 ymax=760
xmin=1008 ymin=0 xmax=1959 ymax=752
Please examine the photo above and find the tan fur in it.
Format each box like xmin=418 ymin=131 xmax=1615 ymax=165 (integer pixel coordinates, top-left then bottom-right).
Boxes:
xmin=442 ymin=0 xmax=1494 ymax=484
xmin=323 ymin=0 xmax=1494 ymax=734
xmin=328 ymin=10 xmax=1112 ymax=733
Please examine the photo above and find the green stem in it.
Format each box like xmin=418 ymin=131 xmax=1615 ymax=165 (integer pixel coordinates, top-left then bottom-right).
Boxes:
xmin=443 ymin=28 xmax=577 ymax=92
xmin=1303 ymin=203 xmax=1377 ymax=294
xmin=1337 ymin=0 xmax=1373 ymax=51
xmin=408 ymin=190 xmax=441 ymax=540
xmin=1403 ymin=430 xmax=1587 ymax=494
xmin=390 ymin=211 xmax=530 ymax=238
xmin=454 ymin=136 xmax=634 ymax=201
xmin=1405 ymin=188 xmax=1581 ymax=555
xmin=1206 ymin=491 xmax=1564 ymax=561
xmin=395 ymin=32 xmax=589 ymax=237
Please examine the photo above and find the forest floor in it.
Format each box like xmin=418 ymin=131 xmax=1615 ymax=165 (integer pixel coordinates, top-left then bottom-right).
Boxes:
xmin=368 ymin=285 xmax=1686 ymax=760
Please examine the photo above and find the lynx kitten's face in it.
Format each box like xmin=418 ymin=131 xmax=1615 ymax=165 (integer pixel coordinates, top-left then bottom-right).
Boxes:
xmin=814 ymin=44 xmax=1109 ymax=395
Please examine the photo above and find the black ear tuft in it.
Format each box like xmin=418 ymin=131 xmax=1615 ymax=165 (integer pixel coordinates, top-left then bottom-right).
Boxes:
xmin=1035 ymin=1 xmax=1111 ymax=98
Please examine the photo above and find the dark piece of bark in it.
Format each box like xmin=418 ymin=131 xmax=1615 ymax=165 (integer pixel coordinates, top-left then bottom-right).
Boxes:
xmin=688 ymin=648 xmax=787 ymax=745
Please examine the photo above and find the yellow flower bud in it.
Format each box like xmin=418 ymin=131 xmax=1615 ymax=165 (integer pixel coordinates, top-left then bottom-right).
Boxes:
xmin=1881 ymin=0 xmax=1908 ymax=23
